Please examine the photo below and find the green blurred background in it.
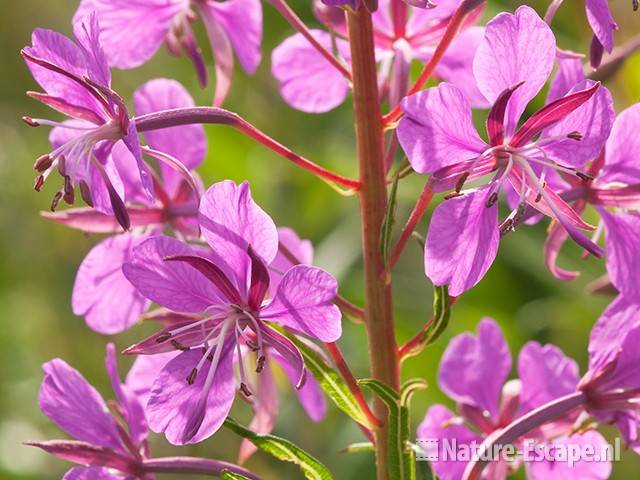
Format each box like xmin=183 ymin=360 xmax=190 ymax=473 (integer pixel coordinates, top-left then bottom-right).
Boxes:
xmin=1 ymin=1 xmax=639 ymax=478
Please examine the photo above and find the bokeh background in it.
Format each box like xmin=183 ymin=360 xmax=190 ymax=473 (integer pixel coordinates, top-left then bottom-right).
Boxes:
xmin=1 ymin=1 xmax=639 ymax=478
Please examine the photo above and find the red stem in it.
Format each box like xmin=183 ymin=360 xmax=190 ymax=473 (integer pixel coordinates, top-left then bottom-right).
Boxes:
xmin=268 ymin=0 xmax=352 ymax=80
xmin=383 ymin=0 xmax=486 ymax=125
xmin=388 ymin=182 xmax=434 ymax=270
xmin=326 ymin=341 xmax=383 ymax=430
xmin=134 ymin=107 xmax=361 ymax=190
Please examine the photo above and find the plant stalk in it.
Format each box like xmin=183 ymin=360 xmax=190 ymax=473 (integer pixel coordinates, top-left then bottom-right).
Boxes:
xmin=347 ymin=7 xmax=400 ymax=480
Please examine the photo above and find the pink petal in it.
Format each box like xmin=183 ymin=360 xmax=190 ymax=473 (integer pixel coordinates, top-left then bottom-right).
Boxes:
xmin=517 ymin=342 xmax=579 ymax=414
xmin=585 ymin=0 xmax=618 ymax=53
xmin=208 ymin=0 xmax=263 ymax=74
xmin=122 ymin=235 xmax=226 ymax=313
xmin=424 ymin=188 xmax=499 ymax=296
xmin=273 ymin=352 xmax=326 ymax=422
xmin=260 ymin=265 xmax=342 ymax=343
xmin=600 ymin=103 xmax=640 ymax=185
xmin=198 ymin=3 xmax=234 ymax=107
xmin=147 ymin=346 xmax=236 ymax=445
xmin=26 ymin=441 xmax=135 ymax=474
xmin=134 ymin=78 xmax=206 ymax=195
xmin=438 ymin=318 xmax=511 ymax=420
xmin=125 ymin=352 xmax=176 ymax=408
xmin=601 ymin=209 xmax=640 ymax=300
xmin=416 ymin=404 xmax=482 ymax=480
xmin=398 ymin=83 xmax=487 ymax=174
xmin=272 ymin=31 xmax=351 ymax=113
xmin=473 ymin=6 xmax=556 ymax=136
xmin=39 ymin=359 xmax=122 ymax=450
xmin=73 ymin=13 xmax=111 ymax=87
xmin=73 ymin=0 xmax=188 ymax=68
xmin=64 ymin=466 xmax=123 ymax=480
xmin=547 ymin=53 xmax=586 ymax=103
xmin=73 ymin=234 xmax=150 ymax=334
xmin=199 ymin=180 xmax=278 ymax=285
xmin=270 ymin=227 xmax=314 ymax=292
xmin=544 ymin=221 xmax=581 ymax=281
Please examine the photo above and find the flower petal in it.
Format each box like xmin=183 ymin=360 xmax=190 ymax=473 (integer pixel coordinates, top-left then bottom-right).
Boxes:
xmin=517 ymin=342 xmax=579 ymax=414
xmin=64 ymin=466 xmax=123 ymax=480
xmin=398 ymin=83 xmax=487 ymax=174
xmin=270 ymin=227 xmax=314 ymax=292
xmin=424 ymin=188 xmax=499 ymax=296
xmin=600 ymin=103 xmax=640 ymax=185
xmin=585 ymin=0 xmax=617 ymax=53
xmin=416 ymin=404 xmax=482 ymax=480
xmin=438 ymin=318 xmax=511 ymax=420
xmin=547 ymin=53 xmax=586 ymax=103
xmin=122 ymin=235 xmax=226 ymax=313
xmin=273 ymin=351 xmax=326 ymax=422
xmin=272 ymin=31 xmax=351 ymax=113
xmin=601 ymin=209 xmax=640 ymax=300
xmin=473 ymin=6 xmax=556 ymax=136
xmin=147 ymin=345 xmax=236 ymax=445
xmin=199 ymin=180 xmax=278 ymax=285
xmin=72 ymin=234 xmax=150 ymax=334
xmin=260 ymin=265 xmax=341 ymax=342
xmin=73 ymin=0 xmax=187 ymax=68
xmin=39 ymin=359 xmax=122 ymax=450
xmin=125 ymin=352 xmax=176 ymax=408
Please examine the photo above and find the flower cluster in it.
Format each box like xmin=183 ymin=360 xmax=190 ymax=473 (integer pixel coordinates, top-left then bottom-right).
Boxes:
xmin=16 ymin=0 xmax=640 ymax=479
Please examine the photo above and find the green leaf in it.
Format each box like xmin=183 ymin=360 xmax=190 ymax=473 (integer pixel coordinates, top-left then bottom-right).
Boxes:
xmin=281 ymin=331 xmax=374 ymax=429
xmin=402 ymin=286 xmax=451 ymax=358
xmin=381 ymin=172 xmax=400 ymax=263
xmin=358 ymin=379 xmax=416 ymax=480
xmin=340 ymin=442 xmax=375 ymax=454
xmin=221 ymin=471 xmax=251 ymax=480
xmin=223 ymin=417 xmax=333 ymax=480
xmin=400 ymin=379 xmax=428 ymax=407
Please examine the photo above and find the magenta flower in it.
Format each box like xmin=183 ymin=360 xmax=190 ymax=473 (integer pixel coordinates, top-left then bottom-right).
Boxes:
xmin=46 ymin=79 xmax=206 ymax=335
xmin=397 ymin=6 xmax=615 ymax=295
xmin=27 ymin=344 xmax=151 ymax=480
xmin=22 ymin=14 xmax=155 ymax=229
xmin=121 ymin=180 xmax=342 ymax=444
xmin=272 ymin=0 xmax=485 ymax=113
xmin=418 ymin=318 xmax=611 ymax=480
xmin=73 ymin=0 xmax=262 ymax=105
xmin=578 ymin=296 xmax=640 ymax=450
xmin=545 ymin=101 xmax=640 ymax=300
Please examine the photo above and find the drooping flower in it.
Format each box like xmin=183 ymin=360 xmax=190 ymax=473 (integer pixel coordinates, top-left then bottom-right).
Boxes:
xmin=27 ymin=344 xmax=151 ymax=480
xmin=46 ymin=78 xmax=206 ymax=335
xmin=397 ymin=5 xmax=615 ymax=295
xmin=418 ymin=318 xmax=611 ymax=480
xmin=73 ymin=0 xmax=262 ymax=105
xmin=544 ymin=101 xmax=640 ymax=300
xmin=272 ymin=0 xmax=485 ymax=113
xmin=22 ymin=14 xmax=155 ymax=229
xmin=122 ymin=180 xmax=342 ymax=444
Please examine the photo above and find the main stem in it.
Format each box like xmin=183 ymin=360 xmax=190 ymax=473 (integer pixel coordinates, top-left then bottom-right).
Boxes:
xmin=347 ymin=8 xmax=399 ymax=480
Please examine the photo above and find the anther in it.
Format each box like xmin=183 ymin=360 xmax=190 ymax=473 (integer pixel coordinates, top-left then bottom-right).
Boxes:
xmin=499 ymin=219 xmax=514 ymax=236
xmin=171 ymin=339 xmax=189 ymax=351
xmin=485 ymin=192 xmax=498 ymax=208
xmin=256 ymin=355 xmax=266 ymax=373
xmin=240 ymin=383 xmax=253 ymax=397
xmin=79 ymin=181 xmax=94 ymax=207
xmin=50 ymin=191 xmax=63 ymax=211
xmin=245 ymin=339 xmax=259 ymax=352
xmin=34 ymin=175 xmax=45 ymax=192
xmin=155 ymin=332 xmax=172 ymax=343
xmin=57 ymin=156 xmax=67 ymax=176
xmin=34 ymin=154 xmax=52 ymax=172
xmin=444 ymin=192 xmax=463 ymax=200
xmin=22 ymin=116 xmax=40 ymax=127
xmin=633 ymin=0 xmax=638 ymax=11
xmin=187 ymin=368 xmax=198 ymax=385
xmin=455 ymin=172 xmax=470 ymax=193
xmin=63 ymin=176 xmax=74 ymax=205
xmin=513 ymin=203 xmax=527 ymax=225
xmin=567 ymin=131 xmax=583 ymax=141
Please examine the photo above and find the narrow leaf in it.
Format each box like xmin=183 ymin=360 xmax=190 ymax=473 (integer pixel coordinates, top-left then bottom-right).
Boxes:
xmin=223 ymin=417 xmax=333 ymax=480
xmin=340 ymin=442 xmax=375 ymax=454
xmin=282 ymin=330 xmax=374 ymax=429
xmin=381 ymin=173 xmax=400 ymax=263
xmin=400 ymin=379 xmax=428 ymax=407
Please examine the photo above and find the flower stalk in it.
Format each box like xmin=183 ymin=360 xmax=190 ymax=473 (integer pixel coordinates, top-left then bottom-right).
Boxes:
xmin=347 ymin=7 xmax=400 ymax=480
xmin=142 ymin=457 xmax=261 ymax=479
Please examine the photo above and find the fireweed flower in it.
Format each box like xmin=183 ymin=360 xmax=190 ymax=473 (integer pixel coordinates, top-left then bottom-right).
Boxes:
xmin=418 ymin=318 xmax=611 ymax=480
xmin=44 ymin=79 xmax=206 ymax=335
xmin=22 ymin=14 xmax=155 ymax=229
xmin=397 ymin=6 xmax=615 ymax=295
xmin=121 ymin=180 xmax=342 ymax=444
xmin=272 ymin=0 xmax=485 ymax=113
xmin=544 ymin=101 xmax=640 ymax=300
xmin=73 ymin=0 xmax=262 ymax=105
xmin=27 ymin=344 xmax=151 ymax=480
xmin=578 ymin=296 xmax=640 ymax=449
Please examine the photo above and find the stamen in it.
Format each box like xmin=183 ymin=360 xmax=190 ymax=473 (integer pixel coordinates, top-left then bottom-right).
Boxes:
xmin=485 ymin=192 xmax=498 ymax=208
xmin=567 ymin=131 xmax=582 ymax=141
xmin=240 ymin=383 xmax=253 ymax=397
xmin=455 ymin=171 xmax=470 ymax=193
xmin=171 ymin=340 xmax=190 ymax=351
xmin=22 ymin=116 xmax=40 ymax=127
xmin=34 ymin=154 xmax=53 ymax=172
xmin=155 ymin=332 xmax=172 ymax=343
xmin=576 ymin=171 xmax=594 ymax=182
xmin=633 ymin=0 xmax=638 ymax=11
xmin=63 ymin=176 xmax=74 ymax=205
xmin=444 ymin=192 xmax=463 ymax=200
xmin=34 ymin=175 xmax=45 ymax=192
xmin=50 ymin=191 xmax=63 ymax=211
xmin=187 ymin=368 xmax=198 ymax=385
xmin=79 ymin=181 xmax=93 ymax=206
xmin=256 ymin=355 xmax=266 ymax=373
